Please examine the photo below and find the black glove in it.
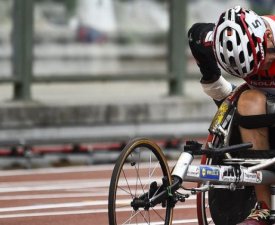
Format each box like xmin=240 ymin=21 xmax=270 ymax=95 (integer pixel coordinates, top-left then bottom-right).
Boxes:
xmin=188 ymin=23 xmax=221 ymax=83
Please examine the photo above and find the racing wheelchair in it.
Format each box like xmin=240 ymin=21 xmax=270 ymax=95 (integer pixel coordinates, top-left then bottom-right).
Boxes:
xmin=108 ymin=83 xmax=275 ymax=225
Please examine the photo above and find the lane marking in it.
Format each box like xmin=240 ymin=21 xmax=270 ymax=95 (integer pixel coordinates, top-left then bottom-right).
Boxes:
xmin=0 ymin=164 xmax=116 ymax=177
xmin=127 ymin=219 xmax=199 ymax=225
xmin=0 ymin=204 xmax=197 ymax=218
xmin=0 ymin=199 xmax=197 ymax=213
xmin=0 ymin=201 xmax=108 ymax=212
xmin=0 ymin=177 xmax=196 ymax=193
xmin=0 ymin=192 xmax=108 ymax=200
xmin=0 ymin=160 xmax=185 ymax=177
xmin=0 ymin=192 xmax=198 ymax=200
xmin=0 ymin=180 xmax=107 ymax=192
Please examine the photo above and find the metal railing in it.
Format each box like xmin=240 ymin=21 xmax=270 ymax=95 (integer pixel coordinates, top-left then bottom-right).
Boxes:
xmin=6 ymin=0 xmax=187 ymax=101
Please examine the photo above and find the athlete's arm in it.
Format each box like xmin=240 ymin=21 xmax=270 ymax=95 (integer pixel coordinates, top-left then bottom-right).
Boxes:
xmin=188 ymin=23 xmax=233 ymax=102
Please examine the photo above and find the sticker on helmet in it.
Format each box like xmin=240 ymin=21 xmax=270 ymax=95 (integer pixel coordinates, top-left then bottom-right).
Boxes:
xmin=245 ymin=12 xmax=266 ymax=39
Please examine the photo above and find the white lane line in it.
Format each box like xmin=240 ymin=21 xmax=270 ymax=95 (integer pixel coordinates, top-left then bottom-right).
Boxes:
xmin=0 ymin=192 xmax=198 ymax=201
xmin=0 ymin=177 xmax=133 ymax=191
xmin=0 ymin=201 xmax=107 ymax=212
xmin=0 ymin=183 xmax=194 ymax=193
xmin=0 ymin=209 xmax=106 ymax=219
xmin=0 ymin=192 xmax=106 ymax=200
xmin=0 ymin=164 xmax=117 ymax=177
xmin=127 ymin=219 xmax=199 ymax=225
xmin=0 ymin=177 xmax=193 ymax=192
xmin=0 ymin=178 xmax=108 ymax=187
xmin=0 ymin=161 xmax=179 ymax=177
xmin=0 ymin=204 xmax=197 ymax=218
xmin=0 ymin=165 xmax=112 ymax=177
xmin=0 ymin=180 xmax=106 ymax=193
xmin=0 ymin=198 xmax=197 ymax=213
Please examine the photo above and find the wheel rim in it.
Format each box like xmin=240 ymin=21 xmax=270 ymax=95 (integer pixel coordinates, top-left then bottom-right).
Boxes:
xmin=110 ymin=141 xmax=172 ymax=225
xmin=197 ymin=151 xmax=214 ymax=225
xmin=197 ymin=191 xmax=214 ymax=225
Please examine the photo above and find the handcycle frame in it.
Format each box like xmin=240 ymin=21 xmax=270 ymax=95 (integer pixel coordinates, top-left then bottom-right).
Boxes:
xmin=108 ymin=83 xmax=275 ymax=225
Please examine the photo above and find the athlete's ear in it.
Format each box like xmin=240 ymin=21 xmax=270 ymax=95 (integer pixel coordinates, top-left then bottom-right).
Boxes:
xmin=266 ymin=28 xmax=275 ymax=54
xmin=266 ymin=29 xmax=273 ymax=40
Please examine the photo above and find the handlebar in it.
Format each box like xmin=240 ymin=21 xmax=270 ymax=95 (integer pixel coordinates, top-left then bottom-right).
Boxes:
xmin=202 ymin=142 xmax=253 ymax=156
xmin=184 ymin=141 xmax=253 ymax=156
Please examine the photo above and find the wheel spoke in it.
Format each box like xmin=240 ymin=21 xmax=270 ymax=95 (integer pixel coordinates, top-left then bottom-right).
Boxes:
xmin=122 ymin=169 xmax=134 ymax=199
xmin=151 ymin=207 xmax=165 ymax=222
xmin=130 ymin=149 xmax=146 ymax=196
xmin=138 ymin=210 xmax=150 ymax=225
xmin=117 ymin=185 xmax=132 ymax=196
xmin=136 ymin=149 xmax=144 ymax=195
xmin=152 ymin=185 xmax=162 ymax=198
xmin=143 ymin=161 xmax=160 ymax=192
xmin=121 ymin=210 xmax=140 ymax=225
xmin=134 ymin=152 xmax=140 ymax=197
xmin=126 ymin=209 xmax=135 ymax=225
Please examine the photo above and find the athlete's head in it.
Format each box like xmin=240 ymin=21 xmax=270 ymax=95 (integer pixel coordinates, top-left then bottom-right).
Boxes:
xmin=213 ymin=6 xmax=267 ymax=78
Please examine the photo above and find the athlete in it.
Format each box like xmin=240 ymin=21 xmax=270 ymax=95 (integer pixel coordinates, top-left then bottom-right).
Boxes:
xmin=188 ymin=6 xmax=275 ymax=225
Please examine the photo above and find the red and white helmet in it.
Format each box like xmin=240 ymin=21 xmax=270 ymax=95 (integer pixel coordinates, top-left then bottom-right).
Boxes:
xmin=213 ymin=6 xmax=267 ymax=78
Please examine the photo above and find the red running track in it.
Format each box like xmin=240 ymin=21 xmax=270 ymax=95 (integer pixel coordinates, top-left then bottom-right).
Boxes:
xmin=0 ymin=163 xmax=202 ymax=225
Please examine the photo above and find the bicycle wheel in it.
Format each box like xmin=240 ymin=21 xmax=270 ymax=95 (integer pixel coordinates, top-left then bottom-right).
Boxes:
xmin=197 ymin=157 xmax=256 ymax=225
xmin=197 ymin=132 xmax=256 ymax=225
xmin=108 ymin=138 xmax=173 ymax=225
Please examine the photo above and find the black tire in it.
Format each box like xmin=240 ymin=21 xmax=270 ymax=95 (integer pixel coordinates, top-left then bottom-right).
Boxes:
xmin=197 ymin=125 xmax=256 ymax=225
xmin=208 ymin=186 xmax=256 ymax=225
xmin=197 ymin=171 xmax=256 ymax=225
xmin=108 ymin=138 xmax=173 ymax=225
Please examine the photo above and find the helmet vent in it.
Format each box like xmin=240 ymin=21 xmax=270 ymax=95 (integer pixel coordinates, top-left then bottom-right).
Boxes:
xmin=247 ymin=42 xmax=253 ymax=56
xmin=227 ymin=28 xmax=233 ymax=36
xmin=227 ymin=41 xmax=233 ymax=51
xmin=251 ymin=33 xmax=258 ymax=48
xmin=239 ymin=51 xmax=245 ymax=63
xmin=229 ymin=56 xmax=237 ymax=67
xmin=220 ymin=53 xmax=225 ymax=62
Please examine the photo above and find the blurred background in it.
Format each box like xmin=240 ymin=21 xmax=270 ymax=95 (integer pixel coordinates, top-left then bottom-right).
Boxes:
xmin=0 ymin=2 xmax=274 ymax=224
xmin=0 ymin=0 xmax=274 ymax=168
